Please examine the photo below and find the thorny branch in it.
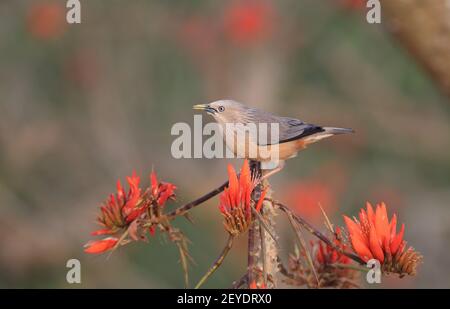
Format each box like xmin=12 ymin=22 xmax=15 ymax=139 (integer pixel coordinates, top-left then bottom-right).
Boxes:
xmin=270 ymin=199 xmax=366 ymax=265
xmin=166 ymin=167 xmax=365 ymax=288
xmin=86 ymin=163 xmax=422 ymax=288
xmin=285 ymin=209 xmax=320 ymax=286
xmin=231 ymin=274 xmax=248 ymax=289
xmin=195 ymin=235 xmax=234 ymax=289
xmin=166 ymin=180 xmax=229 ymax=220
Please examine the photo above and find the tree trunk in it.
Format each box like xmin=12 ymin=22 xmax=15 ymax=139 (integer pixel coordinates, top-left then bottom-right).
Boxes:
xmin=248 ymin=161 xmax=279 ymax=288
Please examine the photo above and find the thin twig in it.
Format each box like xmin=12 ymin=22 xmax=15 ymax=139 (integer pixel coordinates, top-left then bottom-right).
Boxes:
xmin=271 ymin=199 xmax=366 ymax=265
xmin=285 ymin=210 xmax=320 ymax=287
xmin=319 ymin=203 xmax=334 ymax=233
xmin=166 ymin=180 xmax=229 ymax=220
xmin=106 ymin=229 xmax=129 ymax=260
xmin=331 ymin=263 xmax=370 ymax=273
xmin=177 ymin=242 xmax=189 ymax=288
xmin=195 ymin=235 xmax=234 ymax=289
xmin=231 ymin=274 xmax=248 ymax=289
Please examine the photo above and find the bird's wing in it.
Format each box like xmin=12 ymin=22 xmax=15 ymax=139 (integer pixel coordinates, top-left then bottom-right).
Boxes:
xmin=278 ymin=117 xmax=325 ymax=143
xmin=256 ymin=116 xmax=324 ymax=146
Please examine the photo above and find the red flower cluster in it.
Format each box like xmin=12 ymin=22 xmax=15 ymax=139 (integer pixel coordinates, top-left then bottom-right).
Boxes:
xmin=219 ymin=160 xmax=266 ymax=235
xmin=344 ymin=202 xmax=422 ymax=275
xmin=84 ymin=171 xmax=176 ymax=254
xmin=315 ymin=228 xmax=350 ymax=265
xmin=344 ymin=202 xmax=403 ymax=263
xmin=288 ymin=228 xmax=359 ymax=288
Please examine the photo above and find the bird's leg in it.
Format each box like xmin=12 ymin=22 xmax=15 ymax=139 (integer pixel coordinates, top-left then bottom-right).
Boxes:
xmin=260 ymin=161 xmax=285 ymax=181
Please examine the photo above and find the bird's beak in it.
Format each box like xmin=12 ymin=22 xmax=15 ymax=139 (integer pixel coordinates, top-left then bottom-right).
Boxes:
xmin=192 ymin=104 xmax=216 ymax=114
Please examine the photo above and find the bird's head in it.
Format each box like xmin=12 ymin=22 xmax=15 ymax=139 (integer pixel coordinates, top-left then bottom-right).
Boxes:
xmin=193 ymin=100 xmax=246 ymax=124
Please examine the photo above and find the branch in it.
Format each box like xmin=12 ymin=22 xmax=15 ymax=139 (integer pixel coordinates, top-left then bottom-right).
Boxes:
xmin=195 ymin=235 xmax=234 ymax=289
xmin=271 ymin=200 xmax=366 ymax=265
xmin=166 ymin=180 xmax=229 ymax=220
xmin=231 ymin=274 xmax=248 ymax=289
xmin=285 ymin=210 xmax=320 ymax=286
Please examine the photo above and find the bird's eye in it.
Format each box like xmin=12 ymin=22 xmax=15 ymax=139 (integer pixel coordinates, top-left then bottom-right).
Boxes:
xmin=218 ymin=106 xmax=225 ymax=112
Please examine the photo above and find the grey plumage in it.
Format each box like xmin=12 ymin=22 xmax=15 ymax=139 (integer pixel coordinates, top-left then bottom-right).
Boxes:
xmin=194 ymin=100 xmax=353 ymax=146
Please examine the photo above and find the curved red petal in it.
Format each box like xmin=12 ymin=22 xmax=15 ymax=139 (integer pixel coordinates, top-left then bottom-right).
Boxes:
xmin=150 ymin=171 xmax=158 ymax=196
xmin=84 ymin=238 xmax=118 ymax=254
xmin=389 ymin=213 xmax=397 ymax=242
xmin=374 ymin=202 xmax=389 ymax=245
xmin=350 ymin=235 xmax=373 ymax=262
xmin=366 ymin=202 xmax=375 ymax=225
xmin=227 ymin=164 xmax=239 ymax=208
xmin=390 ymin=223 xmax=405 ymax=254
xmin=369 ymin=224 xmax=384 ymax=263
xmin=116 ymin=179 xmax=125 ymax=200
xmin=90 ymin=229 xmax=113 ymax=236
xmin=343 ymin=215 xmax=365 ymax=244
xmin=254 ymin=189 xmax=267 ymax=212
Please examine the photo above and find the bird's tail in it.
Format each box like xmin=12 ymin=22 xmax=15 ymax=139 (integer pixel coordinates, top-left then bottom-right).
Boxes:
xmin=302 ymin=126 xmax=354 ymax=145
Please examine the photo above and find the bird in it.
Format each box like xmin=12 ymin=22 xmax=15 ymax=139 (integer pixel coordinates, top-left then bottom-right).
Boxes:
xmin=193 ymin=99 xmax=353 ymax=178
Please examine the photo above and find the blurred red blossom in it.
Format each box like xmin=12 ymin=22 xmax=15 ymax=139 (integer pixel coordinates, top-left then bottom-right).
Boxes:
xmin=283 ymin=162 xmax=349 ymax=223
xmin=344 ymin=202 xmax=422 ymax=276
xmin=285 ymin=180 xmax=337 ymax=224
xmin=27 ymin=3 xmax=66 ymax=40
xmin=223 ymin=0 xmax=275 ymax=46
xmin=219 ymin=159 xmax=266 ymax=236
xmin=337 ymin=0 xmax=366 ymax=11
xmin=84 ymin=171 xmax=176 ymax=254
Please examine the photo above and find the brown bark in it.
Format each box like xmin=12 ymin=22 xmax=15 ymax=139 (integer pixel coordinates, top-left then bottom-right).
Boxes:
xmin=381 ymin=0 xmax=450 ymax=97
xmin=248 ymin=161 xmax=279 ymax=288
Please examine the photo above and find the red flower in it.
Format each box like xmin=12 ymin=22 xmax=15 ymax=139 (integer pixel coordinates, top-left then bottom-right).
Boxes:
xmin=223 ymin=0 xmax=274 ymax=46
xmin=84 ymin=237 xmax=118 ymax=254
xmin=249 ymin=281 xmax=266 ymax=289
xmin=344 ymin=202 xmax=400 ymax=263
xmin=315 ymin=228 xmax=350 ymax=265
xmin=219 ymin=160 xmax=266 ymax=235
xmin=85 ymin=171 xmax=177 ymax=254
xmin=91 ymin=172 xmax=144 ymax=237
xmin=344 ymin=202 xmax=422 ymax=276
xmin=150 ymin=171 xmax=177 ymax=206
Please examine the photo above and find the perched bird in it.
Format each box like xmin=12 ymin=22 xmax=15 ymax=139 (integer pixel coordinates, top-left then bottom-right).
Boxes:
xmin=193 ymin=100 xmax=353 ymax=177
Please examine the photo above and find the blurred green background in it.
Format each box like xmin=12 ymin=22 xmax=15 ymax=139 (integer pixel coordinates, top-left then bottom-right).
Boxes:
xmin=1 ymin=0 xmax=449 ymax=288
